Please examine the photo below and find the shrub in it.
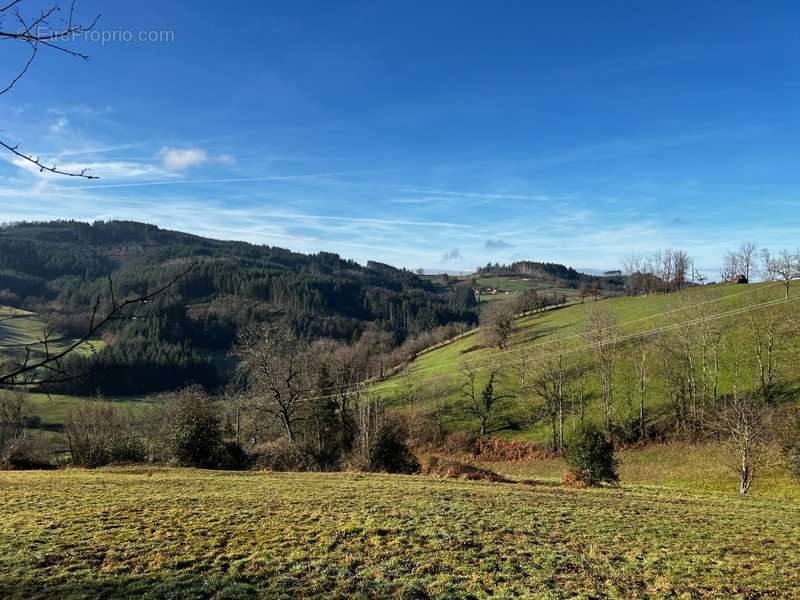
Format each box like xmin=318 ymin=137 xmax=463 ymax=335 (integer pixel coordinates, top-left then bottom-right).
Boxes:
xmin=473 ymin=437 xmax=554 ymax=462
xmin=563 ymin=422 xmax=619 ymax=486
xmin=64 ymin=401 xmax=152 ymax=468
xmin=252 ymin=438 xmax=311 ymax=471
xmin=0 ymin=434 xmax=55 ymax=470
xmin=443 ymin=431 xmax=478 ymax=454
xmin=350 ymin=396 xmax=419 ymax=473
xmin=109 ymin=435 xmax=148 ymax=464
xmin=64 ymin=404 xmax=116 ymax=468
xmin=215 ymin=440 xmax=251 ymax=470
xmin=370 ymin=420 xmax=420 ymax=474
xmin=164 ymin=386 xmax=224 ymax=468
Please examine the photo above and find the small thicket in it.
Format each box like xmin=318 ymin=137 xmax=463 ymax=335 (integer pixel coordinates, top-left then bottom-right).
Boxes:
xmin=350 ymin=396 xmax=419 ymax=474
xmin=64 ymin=403 xmax=146 ymax=468
xmin=251 ymin=438 xmax=311 ymax=471
xmin=563 ymin=422 xmax=619 ymax=486
xmin=164 ymin=386 xmax=226 ymax=468
xmin=1 ymin=390 xmax=50 ymax=469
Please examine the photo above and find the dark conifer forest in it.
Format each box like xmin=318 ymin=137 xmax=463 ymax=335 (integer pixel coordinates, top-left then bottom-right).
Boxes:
xmin=0 ymin=220 xmax=478 ymax=394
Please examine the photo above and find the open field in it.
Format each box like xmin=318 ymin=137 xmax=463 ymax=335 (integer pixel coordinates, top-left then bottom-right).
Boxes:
xmin=473 ymin=277 xmax=578 ymax=303
xmin=476 ymin=276 xmax=577 ymax=296
xmin=477 ymin=440 xmax=800 ymax=501
xmin=0 ymin=306 xmax=105 ymax=359
xmin=375 ymin=281 xmax=800 ymax=444
xmin=1 ymin=469 xmax=799 ymax=599
xmin=24 ymin=393 xmax=153 ymax=430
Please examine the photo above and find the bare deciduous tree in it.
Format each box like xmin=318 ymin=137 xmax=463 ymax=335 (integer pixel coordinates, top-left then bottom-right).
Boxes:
xmin=400 ymin=366 xmax=418 ymax=408
xmin=635 ymin=340 xmax=649 ymax=439
xmin=621 ymin=254 xmax=644 ymax=296
xmin=738 ymin=241 xmax=758 ymax=281
xmin=709 ymin=394 xmax=769 ymax=495
xmin=459 ymin=362 xmax=514 ymax=437
xmin=479 ymin=301 xmax=515 ymax=349
xmin=233 ymin=322 xmax=316 ymax=444
xmin=761 ymin=248 xmax=799 ymax=301
xmin=351 ymin=388 xmax=386 ymax=470
xmin=527 ymin=346 xmax=573 ymax=452
xmin=746 ymin=300 xmax=796 ymax=403
xmin=0 ymin=388 xmax=31 ymax=463
xmin=648 ymin=248 xmax=692 ymax=292
xmin=584 ymin=306 xmax=618 ymax=432
xmin=621 ymin=339 xmax=651 ymax=440
xmin=671 ymin=249 xmax=691 ymax=291
xmin=722 ymin=242 xmax=758 ymax=282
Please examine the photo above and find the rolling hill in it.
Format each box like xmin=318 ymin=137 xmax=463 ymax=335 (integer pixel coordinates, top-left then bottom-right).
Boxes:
xmin=375 ymin=280 xmax=800 ymax=445
xmin=0 ymin=220 xmax=479 ymax=394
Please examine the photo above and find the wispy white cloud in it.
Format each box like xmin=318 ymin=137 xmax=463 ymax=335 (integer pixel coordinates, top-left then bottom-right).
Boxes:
xmin=159 ymin=147 xmax=209 ymax=171
xmin=46 ymin=105 xmax=114 ymax=117
xmin=158 ymin=147 xmax=237 ymax=171
xmin=49 ymin=117 xmax=69 ymax=134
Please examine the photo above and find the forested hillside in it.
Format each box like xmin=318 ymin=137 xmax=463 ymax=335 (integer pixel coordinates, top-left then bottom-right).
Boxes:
xmin=0 ymin=220 xmax=478 ymax=394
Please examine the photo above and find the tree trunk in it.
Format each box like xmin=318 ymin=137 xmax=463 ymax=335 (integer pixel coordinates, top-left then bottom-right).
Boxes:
xmin=740 ymin=460 xmax=752 ymax=495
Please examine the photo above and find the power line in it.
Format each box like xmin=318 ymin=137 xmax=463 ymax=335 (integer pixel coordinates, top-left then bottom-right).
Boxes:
xmin=397 ymin=282 xmax=785 ymax=380
xmin=500 ymin=281 xmax=781 ymax=362
xmin=297 ymin=289 xmax=797 ymax=405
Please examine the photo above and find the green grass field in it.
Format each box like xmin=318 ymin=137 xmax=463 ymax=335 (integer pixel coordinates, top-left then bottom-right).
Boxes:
xmin=476 ymin=276 xmax=577 ymax=296
xmin=24 ymin=393 xmax=153 ymax=429
xmin=1 ymin=305 xmax=126 ymax=433
xmin=1 ymin=468 xmax=798 ymax=599
xmin=0 ymin=305 xmax=105 ymax=360
xmin=477 ymin=440 xmax=800 ymax=500
xmin=376 ymin=282 xmax=800 ymax=444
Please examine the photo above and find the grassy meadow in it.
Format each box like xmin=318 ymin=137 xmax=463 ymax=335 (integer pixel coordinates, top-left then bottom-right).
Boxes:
xmin=0 ymin=305 xmax=105 ymax=361
xmin=478 ymin=440 xmax=800 ymax=501
xmin=375 ymin=281 xmax=800 ymax=444
xmin=475 ymin=276 xmax=577 ymax=298
xmin=25 ymin=393 xmax=153 ymax=429
xmin=1 ymin=468 xmax=799 ymax=599
xmin=3 ymin=285 xmax=800 ymax=599
xmin=1 ymin=305 xmax=135 ymax=435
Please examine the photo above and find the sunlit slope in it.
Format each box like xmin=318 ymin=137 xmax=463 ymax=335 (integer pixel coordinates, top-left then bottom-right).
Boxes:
xmin=1 ymin=469 xmax=798 ymax=598
xmin=0 ymin=305 xmax=105 ymax=359
xmin=375 ymin=281 xmax=800 ymax=442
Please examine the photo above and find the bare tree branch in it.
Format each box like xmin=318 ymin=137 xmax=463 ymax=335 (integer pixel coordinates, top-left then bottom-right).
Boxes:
xmin=0 ymin=139 xmax=99 ymax=178
xmin=1 ymin=0 xmax=101 ymax=178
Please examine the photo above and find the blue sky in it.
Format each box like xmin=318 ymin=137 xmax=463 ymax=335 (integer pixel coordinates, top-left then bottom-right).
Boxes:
xmin=2 ymin=1 xmax=800 ymax=274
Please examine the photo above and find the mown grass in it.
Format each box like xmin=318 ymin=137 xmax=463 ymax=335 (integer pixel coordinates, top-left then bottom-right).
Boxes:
xmin=376 ymin=282 xmax=800 ymax=444
xmin=1 ymin=469 xmax=799 ymax=599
